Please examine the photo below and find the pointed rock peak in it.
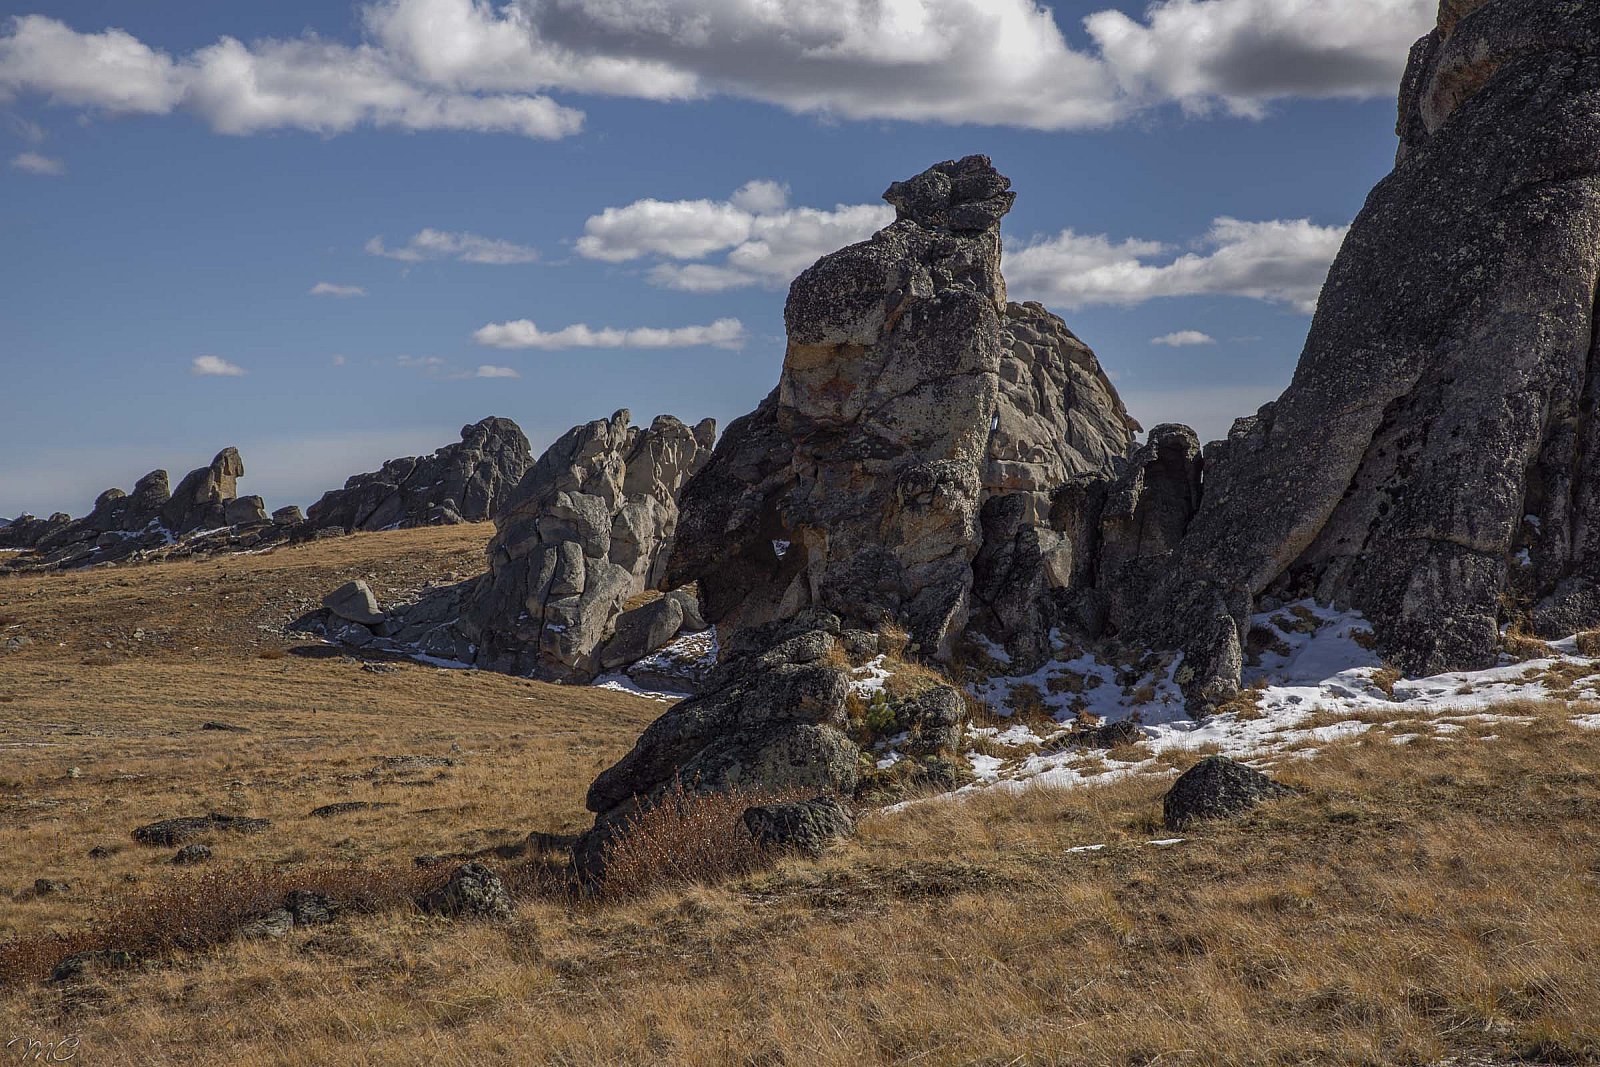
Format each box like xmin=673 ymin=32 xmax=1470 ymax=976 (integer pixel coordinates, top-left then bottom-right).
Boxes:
xmin=883 ymin=154 xmax=1015 ymax=234
xmin=211 ymin=447 xmax=244 ymax=479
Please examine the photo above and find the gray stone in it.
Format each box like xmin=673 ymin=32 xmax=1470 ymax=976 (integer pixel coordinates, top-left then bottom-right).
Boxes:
xmin=283 ymin=889 xmax=336 ymax=926
xmin=743 ymin=796 xmax=855 ymax=857
xmin=132 ymin=812 xmax=270 ymax=847
xmin=239 ymin=908 xmax=295 ymax=939
xmin=323 ymin=580 xmax=384 ymax=625
xmin=1162 ymin=756 xmax=1294 ymax=831
xmin=224 ymin=495 xmax=269 ymax=526
xmin=597 ymin=596 xmax=684 ymax=671
xmin=172 ymin=843 xmax=212 ymax=865
xmin=1126 ymin=3 xmax=1600 ymax=707
xmin=416 ymin=861 xmax=512 ymax=921
xmin=459 ymin=411 xmax=715 ymax=681
xmin=271 ymin=505 xmax=304 ymax=525
xmin=161 ymin=448 xmax=244 ymax=534
xmin=305 ymin=417 xmax=533 ymax=533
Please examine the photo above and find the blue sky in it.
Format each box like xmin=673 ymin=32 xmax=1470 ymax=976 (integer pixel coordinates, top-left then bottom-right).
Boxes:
xmin=0 ymin=0 xmax=1436 ymax=517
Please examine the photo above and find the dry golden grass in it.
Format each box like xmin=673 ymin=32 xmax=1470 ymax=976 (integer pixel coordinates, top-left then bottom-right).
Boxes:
xmin=3 ymin=529 xmax=1600 ymax=1066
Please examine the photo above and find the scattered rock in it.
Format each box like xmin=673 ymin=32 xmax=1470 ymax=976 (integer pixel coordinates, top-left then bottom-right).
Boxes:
xmin=200 ymin=720 xmax=249 ymax=732
xmin=49 ymin=949 xmax=140 ymax=984
xmin=323 ymin=580 xmax=384 ymax=625
xmin=238 ymin=908 xmax=295 ymax=939
xmin=416 ymin=861 xmax=513 ymax=921
xmin=32 ymin=878 xmax=69 ymax=896
xmin=283 ymin=889 xmax=336 ymax=927
xmin=1162 ymin=756 xmax=1295 ymax=831
xmin=743 ymin=796 xmax=855 ymax=857
xmin=172 ymin=843 xmax=213 ymax=865
xmin=307 ymin=801 xmax=395 ymax=818
xmin=1071 ymin=719 xmax=1143 ymax=749
xmin=131 ymin=813 xmax=270 ymax=847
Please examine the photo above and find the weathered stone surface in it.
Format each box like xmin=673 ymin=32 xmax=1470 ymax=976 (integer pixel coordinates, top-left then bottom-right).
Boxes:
xmin=272 ymin=505 xmax=304 ymax=525
xmin=224 ymin=495 xmax=269 ymax=526
xmin=162 ymin=448 xmax=244 ymax=533
xmin=417 ymin=861 xmax=513 ymax=921
xmin=459 ymin=410 xmax=714 ymax=681
xmin=743 ymin=796 xmax=855 ymax=856
xmin=132 ymin=813 xmax=269 ymax=847
xmin=574 ymin=611 xmax=860 ymax=880
xmin=305 ymin=417 xmax=532 ymax=533
xmin=597 ymin=597 xmax=684 ymax=671
xmin=1096 ymin=424 xmax=1204 ymax=633
xmin=172 ymin=843 xmax=213 ymax=865
xmin=1128 ymin=3 xmax=1600 ymax=707
xmin=1162 ymin=756 xmax=1294 ymax=830
xmin=669 ymin=159 xmax=1135 ymax=668
xmin=323 ymin=580 xmax=384 ymax=625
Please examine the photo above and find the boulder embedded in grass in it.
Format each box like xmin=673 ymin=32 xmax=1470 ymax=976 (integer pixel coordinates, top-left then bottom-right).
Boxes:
xmin=172 ymin=843 xmax=213 ymax=865
xmin=49 ymin=949 xmax=140 ymax=984
xmin=132 ymin=812 xmax=270 ymax=847
xmin=416 ymin=861 xmax=512 ymax=921
xmin=1162 ymin=755 xmax=1294 ymax=831
xmin=742 ymin=796 xmax=855 ymax=857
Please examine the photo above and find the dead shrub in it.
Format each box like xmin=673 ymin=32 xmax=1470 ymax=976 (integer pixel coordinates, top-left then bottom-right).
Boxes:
xmin=599 ymin=780 xmax=800 ymax=901
xmin=1503 ymin=630 xmax=1551 ymax=662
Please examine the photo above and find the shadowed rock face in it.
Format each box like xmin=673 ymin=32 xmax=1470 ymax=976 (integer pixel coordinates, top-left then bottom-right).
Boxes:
xmin=666 ymin=156 xmax=1137 ymax=660
xmin=161 ymin=448 xmax=244 ymax=534
xmin=305 ymin=417 xmax=532 ymax=532
xmin=1131 ymin=0 xmax=1600 ymax=707
xmin=459 ymin=410 xmax=715 ymax=681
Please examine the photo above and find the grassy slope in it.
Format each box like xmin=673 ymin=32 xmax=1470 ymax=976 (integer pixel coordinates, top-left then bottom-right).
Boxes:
xmin=2 ymin=527 xmax=1598 ymax=1066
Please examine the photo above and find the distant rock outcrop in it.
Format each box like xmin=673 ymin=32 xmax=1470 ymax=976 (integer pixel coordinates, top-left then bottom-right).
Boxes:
xmin=0 ymin=447 xmax=286 ymax=572
xmin=1126 ymin=0 xmax=1600 ymax=708
xmin=456 ymin=410 xmax=715 ymax=680
xmin=305 ymin=417 xmax=532 ymax=532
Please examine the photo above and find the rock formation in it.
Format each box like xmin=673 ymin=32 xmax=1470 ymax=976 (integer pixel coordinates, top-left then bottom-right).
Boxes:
xmin=1124 ymin=0 xmax=1600 ymax=708
xmin=305 ymin=417 xmax=532 ymax=532
xmin=457 ymin=410 xmax=715 ymax=680
xmin=574 ymin=156 xmax=1138 ymax=876
xmin=0 ymin=447 xmax=284 ymax=572
xmin=666 ymin=156 xmax=1138 ymax=662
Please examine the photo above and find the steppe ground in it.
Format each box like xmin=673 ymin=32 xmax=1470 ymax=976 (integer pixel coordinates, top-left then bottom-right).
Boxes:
xmin=1 ymin=526 xmax=1597 ymax=1066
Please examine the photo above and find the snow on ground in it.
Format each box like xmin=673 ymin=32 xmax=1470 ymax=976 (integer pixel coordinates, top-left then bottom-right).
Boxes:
xmin=918 ymin=599 xmax=1600 ymax=803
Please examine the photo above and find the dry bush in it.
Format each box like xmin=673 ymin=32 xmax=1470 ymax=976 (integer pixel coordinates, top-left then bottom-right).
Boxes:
xmin=1576 ymin=630 xmax=1600 ymax=657
xmin=1503 ymin=629 xmax=1552 ymax=662
xmin=599 ymin=780 xmax=795 ymax=902
xmin=0 ymin=860 xmax=447 ymax=984
xmin=1369 ymin=665 xmax=1403 ymax=698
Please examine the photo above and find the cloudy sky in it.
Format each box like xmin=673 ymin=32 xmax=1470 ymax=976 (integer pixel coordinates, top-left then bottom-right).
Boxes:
xmin=0 ymin=0 xmax=1436 ymax=517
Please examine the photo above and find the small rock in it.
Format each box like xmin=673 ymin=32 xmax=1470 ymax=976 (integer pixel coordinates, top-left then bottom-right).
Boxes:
xmin=416 ymin=861 xmax=512 ymax=921
xmin=742 ymin=796 xmax=855 ymax=857
xmin=49 ymin=948 xmax=140 ymax=984
xmin=1072 ymin=719 xmax=1143 ymax=749
xmin=283 ymin=889 xmax=335 ymax=926
xmin=32 ymin=878 xmax=70 ymax=896
xmin=132 ymin=812 xmax=270 ymax=847
xmin=307 ymin=801 xmax=395 ymax=818
xmin=172 ymin=843 xmax=213 ymax=865
xmin=87 ymin=846 xmax=113 ymax=859
xmin=1162 ymin=755 xmax=1295 ymax=831
xmin=65 ymin=766 xmax=82 ymax=779
xmin=323 ymin=580 xmax=385 ymax=625
xmin=238 ymin=908 xmax=294 ymax=939
xmin=200 ymin=720 xmax=249 ymax=732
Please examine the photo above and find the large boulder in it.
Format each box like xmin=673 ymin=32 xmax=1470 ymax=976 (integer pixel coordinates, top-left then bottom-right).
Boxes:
xmin=743 ymin=796 xmax=855 ymax=857
xmin=573 ymin=611 xmax=860 ymax=880
xmin=305 ymin=417 xmax=533 ymax=533
xmin=1128 ymin=1 xmax=1600 ymax=708
xmin=1162 ymin=756 xmax=1294 ymax=830
xmin=458 ymin=410 xmax=714 ymax=681
xmin=668 ymin=157 xmax=1135 ymax=663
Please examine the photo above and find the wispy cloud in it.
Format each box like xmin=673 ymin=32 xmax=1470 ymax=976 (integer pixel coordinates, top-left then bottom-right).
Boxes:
xmin=365 ymin=229 xmax=537 ymax=265
xmin=472 ymin=364 xmax=520 ymax=378
xmin=191 ymin=355 xmax=246 ymax=377
xmin=1151 ymin=330 xmax=1216 ymax=347
xmin=309 ymin=281 xmax=366 ymax=297
xmin=10 ymin=150 xmax=63 ymax=175
xmin=473 ymin=317 xmax=746 ymax=351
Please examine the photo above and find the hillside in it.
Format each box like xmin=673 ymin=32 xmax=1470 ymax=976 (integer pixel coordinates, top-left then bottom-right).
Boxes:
xmin=2 ymin=527 xmax=1597 ymax=1065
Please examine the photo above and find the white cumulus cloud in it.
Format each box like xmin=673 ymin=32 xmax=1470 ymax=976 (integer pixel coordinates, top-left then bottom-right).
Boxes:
xmin=366 ymin=228 xmax=538 ymax=264
xmin=310 ymin=281 xmax=367 ymax=297
xmin=474 ymin=317 xmax=746 ymax=350
xmin=0 ymin=12 xmax=582 ymax=140
xmin=191 ymin=355 xmax=246 ymax=377
xmin=1151 ymin=330 xmax=1217 ymax=347
xmin=473 ymin=364 xmax=520 ymax=378
xmin=0 ymin=0 xmax=1439 ymax=140
xmin=579 ymin=181 xmax=892 ymax=291
xmin=10 ymin=150 xmax=62 ymax=175
xmin=1005 ymin=217 xmax=1349 ymax=313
